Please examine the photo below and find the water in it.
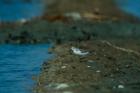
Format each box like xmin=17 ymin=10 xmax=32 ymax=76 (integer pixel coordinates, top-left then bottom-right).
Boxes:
xmin=0 ymin=44 xmax=52 ymax=93
xmin=116 ymin=0 xmax=140 ymax=17
xmin=0 ymin=0 xmax=45 ymax=22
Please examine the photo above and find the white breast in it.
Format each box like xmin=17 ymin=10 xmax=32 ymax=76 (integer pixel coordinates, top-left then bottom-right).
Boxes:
xmin=71 ymin=47 xmax=89 ymax=56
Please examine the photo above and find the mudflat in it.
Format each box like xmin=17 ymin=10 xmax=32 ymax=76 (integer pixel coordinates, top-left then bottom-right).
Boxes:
xmin=34 ymin=39 xmax=140 ymax=93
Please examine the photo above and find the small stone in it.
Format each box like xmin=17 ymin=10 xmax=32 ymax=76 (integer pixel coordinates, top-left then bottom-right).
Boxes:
xmin=87 ymin=65 xmax=91 ymax=68
xmin=113 ymin=86 xmax=116 ymax=89
xmin=63 ymin=91 xmax=73 ymax=93
xmin=104 ymin=54 xmax=106 ymax=57
xmin=116 ymin=68 xmax=119 ymax=71
xmin=125 ymin=65 xmax=130 ymax=68
xmin=61 ymin=66 xmax=67 ymax=69
xmin=88 ymin=60 xmax=94 ymax=63
xmin=118 ymin=85 xmax=124 ymax=89
xmin=96 ymin=70 xmax=101 ymax=73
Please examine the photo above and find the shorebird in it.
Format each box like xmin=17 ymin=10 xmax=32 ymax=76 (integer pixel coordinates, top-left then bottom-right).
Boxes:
xmin=71 ymin=46 xmax=89 ymax=56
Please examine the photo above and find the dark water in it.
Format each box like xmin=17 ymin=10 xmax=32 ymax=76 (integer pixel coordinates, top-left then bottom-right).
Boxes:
xmin=0 ymin=0 xmax=44 ymax=22
xmin=0 ymin=44 xmax=52 ymax=93
xmin=116 ymin=0 xmax=140 ymax=17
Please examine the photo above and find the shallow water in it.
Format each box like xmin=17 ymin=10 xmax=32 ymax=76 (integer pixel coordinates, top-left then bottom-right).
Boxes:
xmin=0 ymin=0 xmax=44 ymax=21
xmin=0 ymin=44 xmax=52 ymax=93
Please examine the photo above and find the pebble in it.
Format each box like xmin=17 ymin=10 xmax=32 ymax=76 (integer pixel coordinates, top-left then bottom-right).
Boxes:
xmin=63 ymin=91 xmax=73 ymax=93
xmin=61 ymin=66 xmax=67 ymax=69
xmin=88 ymin=60 xmax=95 ymax=63
xmin=87 ymin=65 xmax=91 ymax=68
xmin=96 ymin=70 xmax=101 ymax=73
xmin=118 ymin=85 xmax=124 ymax=89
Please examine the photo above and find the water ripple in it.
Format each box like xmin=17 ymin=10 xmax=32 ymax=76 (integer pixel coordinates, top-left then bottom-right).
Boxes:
xmin=0 ymin=44 xmax=52 ymax=93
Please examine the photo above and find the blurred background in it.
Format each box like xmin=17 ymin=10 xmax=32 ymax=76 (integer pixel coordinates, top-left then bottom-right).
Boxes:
xmin=0 ymin=0 xmax=140 ymax=22
xmin=0 ymin=0 xmax=45 ymax=22
xmin=0 ymin=1 xmax=140 ymax=93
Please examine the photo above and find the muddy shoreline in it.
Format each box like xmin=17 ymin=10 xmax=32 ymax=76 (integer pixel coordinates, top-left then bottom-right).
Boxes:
xmin=34 ymin=39 xmax=140 ymax=93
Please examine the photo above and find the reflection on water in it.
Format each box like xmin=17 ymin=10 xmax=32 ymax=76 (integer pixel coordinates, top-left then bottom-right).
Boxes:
xmin=0 ymin=0 xmax=45 ymax=22
xmin=116 ymin=0 xmax=140 ymax=17
xmin=0 ymin=44 xmax=52 ymax=93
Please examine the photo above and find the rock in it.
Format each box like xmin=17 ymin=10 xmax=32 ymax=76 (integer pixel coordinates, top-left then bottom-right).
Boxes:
xmin=118 ymin=85 xmax=124 ymax=89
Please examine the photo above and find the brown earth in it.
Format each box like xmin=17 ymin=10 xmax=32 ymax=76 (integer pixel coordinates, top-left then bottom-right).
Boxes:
xmin=43 ymin=0 xmax=140 ymax=22
xmin=45 ymin=0 xmax=117 ymax=15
